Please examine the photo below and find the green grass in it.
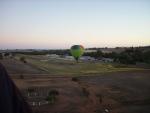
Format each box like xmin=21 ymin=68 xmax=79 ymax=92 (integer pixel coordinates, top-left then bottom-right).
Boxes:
xmin=15 ymin=54 xmax=146 ymax=76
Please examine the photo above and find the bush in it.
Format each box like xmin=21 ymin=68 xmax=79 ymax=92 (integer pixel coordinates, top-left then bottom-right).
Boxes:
xmin=72 ymin=77 xmax=79 ymax=82
xmin=4 ymin=53 xmax=10 ymax=57
xmin=20 ymin=56 xmax=27 ymax=63
xmin=143 ymin=51 xmax=150 ymax=64
xmin=46 ymin=89 xmax=59 ymax=104
xmin=48 ymin=89 xmax=59 ymax=96
xmin=20 ymin=74 xmax=24 ymax=79
xmin=96 ymin=94 xmax=103 ymax=104
xmin=82 ymin=87 xmax=89 ymax=97
xmin=0 ymin=53 xmax=3 ymax=59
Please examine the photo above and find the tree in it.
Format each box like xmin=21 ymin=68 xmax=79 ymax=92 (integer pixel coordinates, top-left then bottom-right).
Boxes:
xmin=83 ymin=50 xmax=103 ymax=58
xmin=46 ymin=90 xmax=59 ymax=104
xmin=20 ymin=57 xmax=27 ymax=63
xmin=0 ymin=53 xmax=3 ymax=60
xmin=143 ymin=50 xmax=150 ymax=64
xmin=4 ymin=53 xmax=10 ymax=57
xmin=118 ymin=52 xmax=136 ymax=64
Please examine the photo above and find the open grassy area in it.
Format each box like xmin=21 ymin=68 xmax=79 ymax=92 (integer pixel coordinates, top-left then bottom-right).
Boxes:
xmin=13 ymin=54 xmax=146 ymax=76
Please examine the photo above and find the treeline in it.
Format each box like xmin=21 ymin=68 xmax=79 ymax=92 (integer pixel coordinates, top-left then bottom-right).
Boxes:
xmin=84 ymin=47 xmax=150 ymax=64
xmin=0 ymin=50 xmax=70 ymax=60
xmin=12 ymin=49 xmax=70 ymax=55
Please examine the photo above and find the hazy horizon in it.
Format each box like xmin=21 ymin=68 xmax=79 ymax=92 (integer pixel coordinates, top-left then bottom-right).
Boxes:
xmin=1 ymin=0 xmax=150 ymax=49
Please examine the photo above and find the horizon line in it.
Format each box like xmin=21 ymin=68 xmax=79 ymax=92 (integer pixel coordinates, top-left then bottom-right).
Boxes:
xmin=0 ymin=45 xmax=150 ymax=50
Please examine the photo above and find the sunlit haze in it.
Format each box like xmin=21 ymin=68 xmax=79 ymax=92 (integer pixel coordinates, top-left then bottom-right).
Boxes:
xmin=0 ymin=0 xmax=150 ymax=49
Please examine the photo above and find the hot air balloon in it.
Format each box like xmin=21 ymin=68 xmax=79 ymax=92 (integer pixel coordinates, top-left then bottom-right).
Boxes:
xmin=70 ymin=45 xmax=84 ymax=62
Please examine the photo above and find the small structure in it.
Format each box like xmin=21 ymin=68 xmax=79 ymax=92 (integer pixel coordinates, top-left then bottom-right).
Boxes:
xmin=46 ymin=54 xmax=59 ymax=58
xmin=101 ymin=58 xmax=114 ymax=63
xmin=84 ymin=49 xmax=97 ymax=53
xmin=80 ymin=56 xmax=96 ymax=61
xmin=64 ymin=55 xmax=74 ymax=61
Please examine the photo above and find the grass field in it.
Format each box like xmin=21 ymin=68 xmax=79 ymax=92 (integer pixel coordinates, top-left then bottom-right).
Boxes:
xmin=12 ymin=54 xmax=147 ymax=76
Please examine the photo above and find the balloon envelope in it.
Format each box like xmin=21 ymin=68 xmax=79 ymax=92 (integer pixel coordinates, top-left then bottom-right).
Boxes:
xmin=70 ymin=45 xmax=84 ymax=61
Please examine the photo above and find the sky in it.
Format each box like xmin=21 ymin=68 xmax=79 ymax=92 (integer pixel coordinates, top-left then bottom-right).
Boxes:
xmin=0 ymin=0 xmax=150 ymax=49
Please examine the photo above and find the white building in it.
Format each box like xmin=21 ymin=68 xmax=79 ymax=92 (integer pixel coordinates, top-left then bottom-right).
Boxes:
xmin=46 ymin=54 xmax=59 ymax=58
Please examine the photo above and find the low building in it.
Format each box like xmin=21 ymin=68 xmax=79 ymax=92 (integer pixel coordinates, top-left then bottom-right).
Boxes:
xmin=84 ymin=49 xmax=97 ymax=53
xmin=100 ymin=58 xmax=114 ymax=62
xmin=80 ymin=56 xmax=96 ymax=61
xmin=46 ymin=54 xmax=59 ymax=58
